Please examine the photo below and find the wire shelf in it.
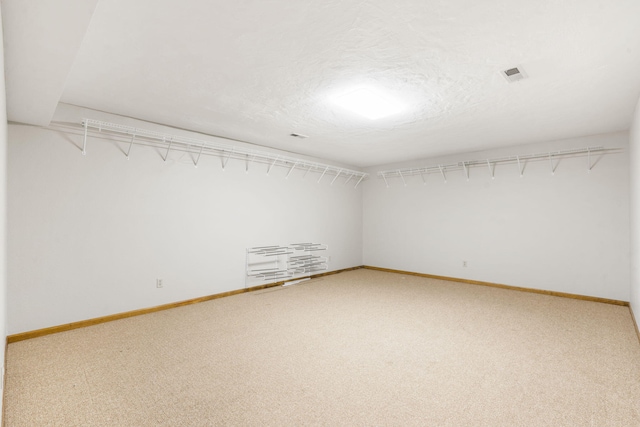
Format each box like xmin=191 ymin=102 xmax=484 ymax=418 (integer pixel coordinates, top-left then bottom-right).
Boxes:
xmin=80 ymin=119 xmax=368 ymax=188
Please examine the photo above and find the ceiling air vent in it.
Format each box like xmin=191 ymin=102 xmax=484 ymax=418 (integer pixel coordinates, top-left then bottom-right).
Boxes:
xmin=501 ymin=66 xmax=527 ymax=83
xmin=290 ymin=133 xmax=309 ymax=139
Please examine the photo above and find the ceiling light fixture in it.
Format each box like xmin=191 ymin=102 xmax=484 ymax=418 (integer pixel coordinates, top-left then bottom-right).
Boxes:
xmin=332 ymin=87 xmax=404 ymax=120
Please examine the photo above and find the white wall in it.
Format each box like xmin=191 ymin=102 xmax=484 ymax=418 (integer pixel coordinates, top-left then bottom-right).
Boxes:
xmin=630 ymin=97 xmax=640 ymax=327
xmin=363 ymin=132 xmax=630 ymax=301
xmin=0 ymin=4 xmax=8 ymax=421
xmin=7 ymin=106 xmax=363 ymax=334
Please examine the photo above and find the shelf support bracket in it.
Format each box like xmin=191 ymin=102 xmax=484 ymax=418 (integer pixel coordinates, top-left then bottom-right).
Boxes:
xmin=317 ymin=166 xmax=329 ymax=183
xmin=355 ymin=175 xmax=365 ymax=188
xmin=82 ymin=120 xmax=88 ymax=155
xmin=486 ymin=160 xmax=494 ymax=179
xmin=193 ymin=143 xmax=205 ymax=167
xmin=343 ymin=173 xmax=354 ymax=185
xmin=462 ymin=162 xmax=469 ymax=181
xmin=399 ymin=170 xmax=407 ymax=186
xmin=330 ymin=169 xmax=342 ymax=185
xmin=221 ymin=149 xmax=233 ymax=171
xmin=438 ymin=165 xmax=447 ymax=183
xmin=382 ymin=173 xmax=390 ymax=188
xmin=266 ymin=156 xmax=279 ymax=175
xmin=588 ymin=148 xmax=593 ymax=172
xmin=162 ymin=137 xmax=173 ymax=162
xmin=420 ymin=171 xmax=427 ymax=185
xmin=517 ymin=156 xmax=523 ymax=177
xmin=303 ymin=165 xmax=312 ymax=178
xmin=549 ymin=154 xmax=555 ymax=175
xmin=286 ymin=162 xmax=298 ymax=179
xmin=126 ymin=132 xmax=136 ymax=159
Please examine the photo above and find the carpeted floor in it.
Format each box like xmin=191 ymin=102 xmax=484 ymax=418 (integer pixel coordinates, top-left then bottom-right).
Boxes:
xmin=4 ymin=269 xmax=640 ymax=426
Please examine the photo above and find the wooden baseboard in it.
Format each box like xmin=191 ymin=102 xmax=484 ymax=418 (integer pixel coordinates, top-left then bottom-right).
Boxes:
xmin=362 ymin=265 xmax=630 ymax=307
xmin=8 ymin=265 xmax=629 ymax=344
xmin=2 ymin=337 xmax=7 ymax=427
xmin=7 ymin=267 xmax=364 ymax=344
xmin=630 ymin=306 xmax=640 ymax=345
xmin=305 ymin=265 xmax=363 ymax=279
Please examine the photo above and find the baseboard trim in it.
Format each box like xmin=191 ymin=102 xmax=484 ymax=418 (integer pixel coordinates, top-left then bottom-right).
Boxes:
xmin=9 ymin=265 xmax=627 ymax=343
xmin=306 ymin=265 xmax=363 ymax=279
xmin=630 ymin=306 xmax=640 ymax=345
xmin=7 ymin=267 xmax=364 ymax=344
xmin=2 ymin=337 xmax=7 ymax=427
xmin=362 ymin=266 xmax=630 ymax=307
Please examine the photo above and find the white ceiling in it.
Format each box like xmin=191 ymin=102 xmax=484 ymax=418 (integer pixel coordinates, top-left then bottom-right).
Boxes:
xmin=3 ymin=0 xmax=640 ymax=167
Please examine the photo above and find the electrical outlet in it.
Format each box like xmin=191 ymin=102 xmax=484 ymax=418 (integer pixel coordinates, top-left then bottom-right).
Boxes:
xmin=463 ymin=261 xmax=467 ymax=268
xmin=156 ymin=278 xmax=163 ymax=288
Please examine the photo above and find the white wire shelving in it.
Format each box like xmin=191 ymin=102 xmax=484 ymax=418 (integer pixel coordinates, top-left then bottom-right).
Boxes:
xmin=79 ymin=119 xmax=368 ymax=188
xmin=376 ymin=146 xmax=622 ymax=187
xmin=245 ymin=243 xmax=328 ymax=285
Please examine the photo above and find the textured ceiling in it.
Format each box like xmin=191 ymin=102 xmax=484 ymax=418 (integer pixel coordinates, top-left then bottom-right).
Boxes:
xmin=3 ymin=0 xmax=640 ymax=167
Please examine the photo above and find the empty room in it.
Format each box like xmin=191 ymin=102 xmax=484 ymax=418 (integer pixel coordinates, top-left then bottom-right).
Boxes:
xmin=1 ymin=0 xmax=640 ymax=425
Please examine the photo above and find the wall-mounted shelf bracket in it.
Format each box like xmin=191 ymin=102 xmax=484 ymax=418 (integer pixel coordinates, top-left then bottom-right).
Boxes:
xmin=82 ymin=120 xmax=88 ymax=155
xmin=399 ymin=170 xmax=407 ymax=186
xmin=516 ymin=156 xmax=524 ymax=177
xmin=221 ymin=149 xmax=233 ymax=170
xmin=126 ymin=132 xmax=136 ymax=159
xmin=588 ymin=148 xmax=594 ymax=172
xmin=303 ymin=165 xmax=312 ymax=178
xmin=438 ymin=165 xmax=447 ymax=183
xmin=162 ymin=137 xmax=173 ymax=162
xmin=330 ymin=169 xmax=342 ymax=185
xmin=266 ymin=156 xmax=279 ymax=175
xmin=487 ymin=160 xmax=495 ymax=179
xmin=343 ymin=173 xmax=354 ymax=186
xmin=286 ymin=162 xmax=298 ymax=179
xmin=193 ymin=143 xmax=205 ymax=167
xmin=317 ymin=166 xmax=329 ymax=183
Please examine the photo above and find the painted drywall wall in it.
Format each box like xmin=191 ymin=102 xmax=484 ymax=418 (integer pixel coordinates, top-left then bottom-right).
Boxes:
xmin=363 ymin=132 xmax=630 ymax=301
xmin=630 ymin=96 xmax=640 ymax=327
xmin=7 ymin=107 xmax=363 ymax=334
xmin=0 ymin=4 xmax=8 ymax=421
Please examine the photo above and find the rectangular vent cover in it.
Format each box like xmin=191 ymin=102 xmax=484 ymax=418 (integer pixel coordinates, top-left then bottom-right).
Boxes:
xmin=502 ymin=66 xmax=527 ymax=83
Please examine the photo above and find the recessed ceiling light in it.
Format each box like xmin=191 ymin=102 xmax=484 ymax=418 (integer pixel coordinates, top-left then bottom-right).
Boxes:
xmin=332 ymin=87 xmax=404 ymax=120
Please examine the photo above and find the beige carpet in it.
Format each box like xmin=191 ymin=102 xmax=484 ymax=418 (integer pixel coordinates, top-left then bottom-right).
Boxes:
xmin=5 ymin=269 xmax=640 ymax=426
